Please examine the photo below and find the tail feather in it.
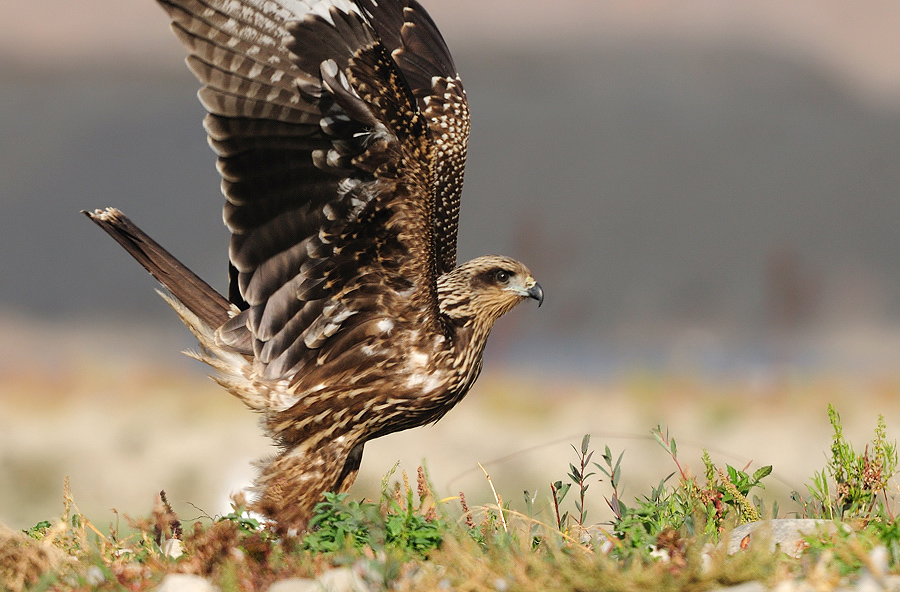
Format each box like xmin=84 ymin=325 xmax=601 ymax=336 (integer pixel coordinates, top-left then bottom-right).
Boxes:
xmin=83 ymin=207 xmax=232 ymax=329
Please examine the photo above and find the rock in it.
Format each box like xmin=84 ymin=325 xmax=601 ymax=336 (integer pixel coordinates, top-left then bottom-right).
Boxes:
xmin=769 ymin=579 xmax=817 ymax=592
xmin=85 ymin=565 xmax=105 ymax=586
xmin=267 ymin=578 xmax=320 ymax=592
xmin=868 ymin=545 xmax=889 ymax=578
xmin=857 ymin=545 xmax=890 ymax=592
xmin=266 ymin=566 xmax=375 ymax=592
xmin=318 ymin=567 xmax=373 ymax=592
xmin=856 ymin=575 xmax=882 ymax=592
xmin=155 ymin=573 xmax=218 ymax=592
xmin=726 ymin=519 xmax=838 ymax=558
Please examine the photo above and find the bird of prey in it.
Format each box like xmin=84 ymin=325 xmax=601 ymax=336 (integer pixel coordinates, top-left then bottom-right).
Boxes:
xmin=85 ymin=0 xmax=542 ymax=531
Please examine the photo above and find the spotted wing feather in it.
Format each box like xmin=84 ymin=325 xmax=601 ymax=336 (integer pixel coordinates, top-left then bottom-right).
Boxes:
xmin=357 ymin=0 xmax=469 ymax=274
xmin=158 ymin=0 xmax=450 ymax=383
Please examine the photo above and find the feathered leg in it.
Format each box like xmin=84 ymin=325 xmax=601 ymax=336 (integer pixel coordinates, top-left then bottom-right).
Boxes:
xmin=252 ymin=437 xmax=365 ymax=533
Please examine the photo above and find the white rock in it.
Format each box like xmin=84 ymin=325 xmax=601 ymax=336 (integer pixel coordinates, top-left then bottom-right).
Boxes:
xmin=727 ymin=519 xmax=837 ymax=558
xmin=318 ymin=567 xmax=372 ymax=592
xmin=85 ymin=565 xmax=105 ymax=586
xmin=856 ymin=545 xmax=890 ymax=592
xmin=155 ymin=573 xmax=218 ymax=592
xmin=869 ymin=545 xmax=889 ymax=578
xmin=267 ymin=578 xmax=320 ymax=592
xmin=769 ymin=580 xmax=818 ymax=592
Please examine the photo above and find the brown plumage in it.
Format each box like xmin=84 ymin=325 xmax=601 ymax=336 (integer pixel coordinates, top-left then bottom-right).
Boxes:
xmin=84 ymin=0 xmax=542 ymax=532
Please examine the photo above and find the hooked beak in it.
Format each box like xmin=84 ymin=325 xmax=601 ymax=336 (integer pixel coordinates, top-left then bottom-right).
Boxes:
xmin=526 ymin=282 xmax=544 ymax=307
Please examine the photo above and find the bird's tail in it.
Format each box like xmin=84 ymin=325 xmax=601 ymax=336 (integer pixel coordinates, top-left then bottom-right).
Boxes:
xmin=85 ymin=207 xmax=278 ymax=412
xmin=83 ymin=207 xmax=233 ymax=329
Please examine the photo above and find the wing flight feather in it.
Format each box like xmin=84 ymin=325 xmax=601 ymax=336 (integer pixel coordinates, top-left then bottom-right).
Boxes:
xmin=158 ymin=0 xmax=470 ymax=383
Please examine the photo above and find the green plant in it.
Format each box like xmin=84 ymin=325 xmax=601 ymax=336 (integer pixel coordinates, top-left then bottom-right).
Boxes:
xmin=597 ymin=443 xmax=625 ymax=522
xmin=22 ymin=520 xmax=53 ymax=540
xmin=302 ymin=493 xmax=382 ymax=553
xmin=302 ymin=468 xmax=446 ymax=557
xmin=549 ymin=479 xmax=572 ymax=531
xmin=577 ymin=427 xmax=774 ymax=560
xmin=568 ymin=434 xmax=598 ymax=527
xmin=796 ymin=404 xmax=898 ymax=520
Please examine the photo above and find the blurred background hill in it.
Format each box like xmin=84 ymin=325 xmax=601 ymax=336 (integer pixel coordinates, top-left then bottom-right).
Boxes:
xmin=2 ymin=0 xmax=900 ymax=530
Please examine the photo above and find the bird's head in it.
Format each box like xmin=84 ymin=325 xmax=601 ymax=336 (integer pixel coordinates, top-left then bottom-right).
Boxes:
xmin=437 ymin=255 xmax=543 ymax=325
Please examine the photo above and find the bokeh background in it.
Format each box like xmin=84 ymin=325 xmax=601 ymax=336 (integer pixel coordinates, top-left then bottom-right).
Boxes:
xmin=2 ymin=0 xmax=900 ymax=530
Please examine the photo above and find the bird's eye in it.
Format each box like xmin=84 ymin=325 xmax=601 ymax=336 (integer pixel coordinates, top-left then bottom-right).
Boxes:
xmin=494 ymin=269 xmax=511 ymax=284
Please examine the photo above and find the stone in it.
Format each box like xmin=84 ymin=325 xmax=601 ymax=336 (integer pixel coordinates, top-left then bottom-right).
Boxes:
xmin=318 ymin=567 xmax=373 ymax=592
xmin=266 ymin=578 xmax=320 ymax=592
xmin=727 ymin=519 xmax=838 ymax=558
xmin=155 ymin=573 xmax=218 ymax=592
xmin=856 ymin=545 xmax=890 ymax=592
xmin=266 ymin=566 xmax=375 ymax=592
xmin=85 ymin=565 xmax=105 ymax=586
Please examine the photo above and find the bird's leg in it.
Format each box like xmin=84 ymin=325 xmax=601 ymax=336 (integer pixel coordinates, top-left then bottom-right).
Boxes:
xmin=334 ymin=441 xmax=365 ymax=493
xmin=250 ymin=436 xmax=363 ymax=534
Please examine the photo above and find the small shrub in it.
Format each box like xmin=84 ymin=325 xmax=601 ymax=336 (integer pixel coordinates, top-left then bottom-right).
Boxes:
xmin=794 ymin=404 xmax=898 ymax=521
xmin=302 ymin=468 xmax=446 ymax=558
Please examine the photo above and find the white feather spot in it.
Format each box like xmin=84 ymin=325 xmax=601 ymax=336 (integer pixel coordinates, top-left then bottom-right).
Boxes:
xmin=408 ymin=351 xmax=428 ymax=368
xmin=377 ymin=319 xmax=394 ymax=334
xmin=331 ymin=308 xmax=355 ymax=324
xmin=407 ymin=372 xmax=442 ymax=394
xmin=422 ymin=375 xmax=442 ymax=394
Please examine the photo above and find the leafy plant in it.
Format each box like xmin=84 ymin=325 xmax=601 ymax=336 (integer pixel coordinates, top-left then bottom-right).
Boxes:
xmin=22 ymin=520 xmax=53 ymax=540
xmin=567 ymin=426 xmax=775 ymax=560
xmin=302 ymin=467 xmax=445 ymax=557
xmin=568 ymin=434 xmax=598 ymax=527
xmin=596 ymin=443 xmax=625 ymax=522
xmin=302 ymin=493 xmax=382 ymax=553
xmin=795 ymin=404 xmax=898 ymax=520
xmin=549 ymin=480 xmax=572 ymax=531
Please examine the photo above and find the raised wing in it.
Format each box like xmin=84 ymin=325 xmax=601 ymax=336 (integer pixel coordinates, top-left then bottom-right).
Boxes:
xmin=157 ymin=0 xmax=465 ymax=382
xmin=358 ymin=0 xmax=469 ymax=273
